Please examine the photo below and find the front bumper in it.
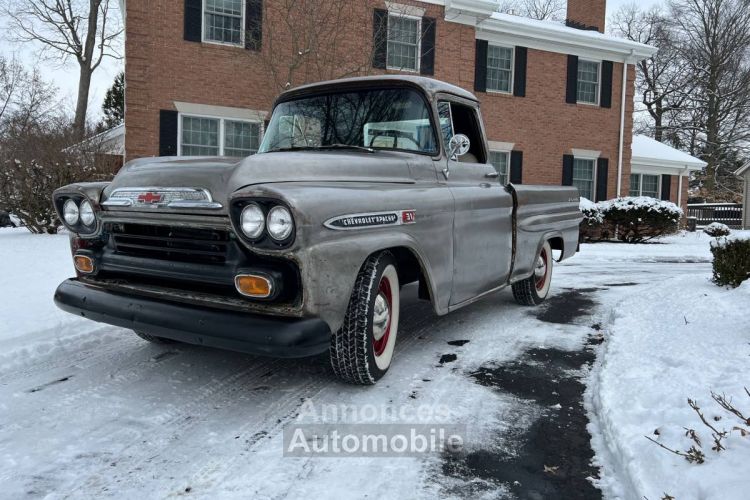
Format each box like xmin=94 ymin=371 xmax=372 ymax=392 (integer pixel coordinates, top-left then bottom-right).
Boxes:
xmin=54 ymin=278 xmax=330 ymax=358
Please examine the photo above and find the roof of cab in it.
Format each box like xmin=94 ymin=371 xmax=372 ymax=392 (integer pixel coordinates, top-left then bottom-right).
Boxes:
xmin=277 ymin=75 xmax=478 ymax=103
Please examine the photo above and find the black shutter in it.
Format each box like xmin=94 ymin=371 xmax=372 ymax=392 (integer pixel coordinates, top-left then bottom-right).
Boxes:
xmin=245 ymin=0 xmax=262 ymax=51
xmin=600 ymin=60 xmax=613 ymax=108
xmin=596 ymin=158 xmax=609 ymax=202
xmin=661 ymin=175 xmax=672 ymax=201
xmin=566 ymin=55 xmax=579 ymax=104
xmin=159 ymin=110 xmax=179 ymax=157
xmin=420 ymin=17 xmax=436 ymax=76
xmin=562 ymin=154 xmax=574 ymax=185
xmin=184 ymin=0 xmax=202 ymax=42
xmin=510 ymin=151 xmax=523 ymax=184
xmin=372 ymin=10 xmax=388 ymax=70
xmin=513 ymin=47 xmax=527 ymax=97
xmin=474 ymin=40 xmax=488 ymax=93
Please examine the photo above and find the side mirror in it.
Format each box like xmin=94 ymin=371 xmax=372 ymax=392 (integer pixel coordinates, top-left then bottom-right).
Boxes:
xmin=448 ymin=134 xmax=471 ymax=160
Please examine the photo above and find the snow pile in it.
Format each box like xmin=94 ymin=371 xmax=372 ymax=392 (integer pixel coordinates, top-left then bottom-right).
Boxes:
xmin=0 ymin=228 xmax=81 ymax=345
xmin=589 ymin=274 xmax=750 ymax=500
xmin=597 ymin=196 xmax=684 ymax=218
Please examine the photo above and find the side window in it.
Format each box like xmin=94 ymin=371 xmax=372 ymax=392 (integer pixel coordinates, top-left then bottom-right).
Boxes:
xmin=437 ymin=101 xmax=454 ymax=149
xmin=446 ymin=102 xmax=486 ymax=164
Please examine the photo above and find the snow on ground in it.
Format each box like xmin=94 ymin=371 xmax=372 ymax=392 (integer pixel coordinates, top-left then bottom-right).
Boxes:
xmin=588 ymin=231 xmax=750 ymax=500
xmin=0 ymin=227 xmax=745 ymax=499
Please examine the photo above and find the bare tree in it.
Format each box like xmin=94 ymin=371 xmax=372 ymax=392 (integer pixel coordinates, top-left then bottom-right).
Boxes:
xmin=257 ymin=1 xmax=435 ymax=91
xmin=3 ymin=0 xmax=123 ymax=138
xmin=0 ymin=65 xmax=111 ymax=234
xmin=0 ymin=57 xmax=25 ymax=126
xmin=610 ymin=4 xmax=693 ymax=143
xmin=669 ymin=0 xmax=750 ymax=200
xmin=497 ymin=0 xmax=566 ymax=20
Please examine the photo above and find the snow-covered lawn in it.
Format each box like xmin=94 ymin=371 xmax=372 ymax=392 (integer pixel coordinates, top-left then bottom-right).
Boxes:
xmin=0 ymin=227 xmax=747 ymax=499
xmin=589 ymin=232 xmax=750 ymax=500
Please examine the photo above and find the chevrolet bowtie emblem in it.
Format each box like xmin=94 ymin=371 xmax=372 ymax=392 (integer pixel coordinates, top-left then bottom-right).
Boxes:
xmin=137 ymin=192 xmax=164 ymax=204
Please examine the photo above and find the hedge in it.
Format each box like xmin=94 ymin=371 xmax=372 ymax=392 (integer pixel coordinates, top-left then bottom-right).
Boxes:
xmin=710 ymin=234 xmax=750 ymax=287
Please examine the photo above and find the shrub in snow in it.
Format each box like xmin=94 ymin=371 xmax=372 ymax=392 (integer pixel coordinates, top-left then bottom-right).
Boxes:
xmin=578 ymin=198 xmax=609 ymax=242
xmin=710 ymin=233 xmax=750 ymax=287
xmin=599 ymin=197 xmax=683 ymax=243
xmin=703 ymin=222 xmax=731 ymax=237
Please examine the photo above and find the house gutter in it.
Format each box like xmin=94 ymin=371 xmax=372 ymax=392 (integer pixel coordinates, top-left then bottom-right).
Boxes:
xmin=617 ymin=50 xmax=635 ymax=197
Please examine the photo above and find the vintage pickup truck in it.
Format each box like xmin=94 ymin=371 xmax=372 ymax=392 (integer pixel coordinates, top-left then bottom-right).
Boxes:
xmin=53 ymin=76 xmax=582 ymax=385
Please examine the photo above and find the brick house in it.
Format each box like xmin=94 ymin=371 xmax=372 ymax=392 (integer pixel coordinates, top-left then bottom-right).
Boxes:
xmin=118 ymin=0 xmax=676 ymax=206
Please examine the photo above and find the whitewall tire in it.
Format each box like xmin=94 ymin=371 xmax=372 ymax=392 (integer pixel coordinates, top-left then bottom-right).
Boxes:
xmin=512 ymin=241 xmax=553 ymax=306
xmin=330 ymin=252 xmax=400 ymax=385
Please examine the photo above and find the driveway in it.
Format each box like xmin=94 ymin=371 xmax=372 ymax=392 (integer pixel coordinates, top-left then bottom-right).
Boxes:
xmin=0 ymin=229 xmax=712 ymax=499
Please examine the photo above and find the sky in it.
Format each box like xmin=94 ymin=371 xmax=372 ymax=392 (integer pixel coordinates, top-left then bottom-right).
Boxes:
xmin=0 ymin=0 xmax=661 ymax=123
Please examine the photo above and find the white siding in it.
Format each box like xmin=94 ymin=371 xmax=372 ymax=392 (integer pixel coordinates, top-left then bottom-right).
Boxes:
xmin=745 ymin=174 xmax=750 ymax=229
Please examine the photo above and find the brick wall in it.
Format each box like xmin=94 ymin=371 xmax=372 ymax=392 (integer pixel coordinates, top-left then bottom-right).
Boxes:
xmin=125 ymin=0 xmax=633 ymax=200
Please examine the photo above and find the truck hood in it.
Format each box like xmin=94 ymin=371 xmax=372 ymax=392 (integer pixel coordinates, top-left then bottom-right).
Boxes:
xmin=103 ymin=151 xmax=417 ymax=214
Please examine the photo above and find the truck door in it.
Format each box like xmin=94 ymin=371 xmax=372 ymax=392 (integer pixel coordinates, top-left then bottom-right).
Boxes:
xmin=437 ymin=99 xmax=514 ymax=306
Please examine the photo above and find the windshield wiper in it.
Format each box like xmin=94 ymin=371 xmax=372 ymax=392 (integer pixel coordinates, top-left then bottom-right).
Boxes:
xmin=265 ymin=144 xmax=375 ymax=154
xmin=318 ymin=144 xmax=375 ymax=153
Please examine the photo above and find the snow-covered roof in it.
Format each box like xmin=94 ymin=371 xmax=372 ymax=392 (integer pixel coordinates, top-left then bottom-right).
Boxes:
xmin=478 ymin=12 xmax=657 ymax=60
xmin=65 ymin=123 xmax=125 ymax=155
xmin=631 ymin=135 xmax=706 ymax=173
xmin=436 ymin=0 xmax=657 ymax=61
xmin=735 ymin=162 xmax=749 ymax=177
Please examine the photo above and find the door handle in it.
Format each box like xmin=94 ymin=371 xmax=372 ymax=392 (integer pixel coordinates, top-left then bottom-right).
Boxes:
xmin=485 ymin=172 xmax=499 ymax=179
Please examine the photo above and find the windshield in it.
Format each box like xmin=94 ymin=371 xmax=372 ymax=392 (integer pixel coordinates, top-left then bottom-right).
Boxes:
xmin=258 ymin=88 xmax=438 ymax=155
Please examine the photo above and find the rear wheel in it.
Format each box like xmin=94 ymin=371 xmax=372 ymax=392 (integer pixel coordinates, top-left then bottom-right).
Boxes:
xmin=512 ymin=241 xmax=553 ymax=306
xmin=133 ymin=331 xmax=174 ymax=344
xmin=330 ymin=252 xmax=400 ymax=385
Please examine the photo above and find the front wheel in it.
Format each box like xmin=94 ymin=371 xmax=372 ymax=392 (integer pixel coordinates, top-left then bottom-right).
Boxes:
xmin=512 ymin=241 xmax=553 ymax=306
xmin=330 ymin=252 xmax=400 ymax=385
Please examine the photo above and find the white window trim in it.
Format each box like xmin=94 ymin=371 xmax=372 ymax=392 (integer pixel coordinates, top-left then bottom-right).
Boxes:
xmin=385 ymin=13 xmax=422 ymax=74
xmin=489 ymin=149 xmax=511 ymax=184
xmin=177 ymin=112 xmax=263 ymax=157
xmin=202 ymin=0 xmax=246 ymax=48
xmin=488 ymin=141 xmax=515 ymax=151
xmin=486 ymin=44 xmax=515 ymax=95
xmin=630 ymin=172 xmax=662 ymax=198
xmin=386 ymin=1 xmax=426 ymax=17
xmin=576 ymin=59 xmax=602 ymax=106
xmin=573 ymin=156 xmax=597 ymax=200
xmin=571 ymin=148 xmax=601 ymax=160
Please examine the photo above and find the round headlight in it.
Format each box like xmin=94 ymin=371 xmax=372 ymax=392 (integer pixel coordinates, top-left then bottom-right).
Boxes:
xmin=267 ymin=206 xmax=294 ymax=241
xmin=241 ymin=203 xmax=265 ymax=239
xmin=63 ymin=199 xmax=79 ymax=226
xmin=79 ymin=200 xmax=96 ymax=227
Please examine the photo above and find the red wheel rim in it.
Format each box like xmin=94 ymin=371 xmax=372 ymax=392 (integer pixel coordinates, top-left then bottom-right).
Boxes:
xmin=535 ymin=248 xmax=549 ymax=291
xmin=373 ymin=277 xmax=392 ymax=357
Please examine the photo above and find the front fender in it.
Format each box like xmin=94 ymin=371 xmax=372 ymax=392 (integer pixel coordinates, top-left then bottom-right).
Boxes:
xmin=301 ymin=230 xmax=445 ymax=333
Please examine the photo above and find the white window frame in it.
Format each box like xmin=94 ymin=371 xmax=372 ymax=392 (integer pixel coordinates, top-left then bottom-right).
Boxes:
xmin=202 ymin=0 xmax=246 ymax=48
xmin=486 ymin=44 xmax=515 ymax=95
xmin=489 ymin=150 xmax=511 ymax=184
xmin=576 ymin=59 xmax=601 ymax=106
xmin=572 ymin=156 xmax=597 ymax=201
xmin=178 ymin=113 xmax=262 ymax=157
xmin=629 ymin=173 xmax=662 ymax=198
xmin=386 ymin=13 xmax=422 ymax=74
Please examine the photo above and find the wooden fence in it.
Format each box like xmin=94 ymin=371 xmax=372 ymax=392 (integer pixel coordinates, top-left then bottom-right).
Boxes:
xmin=687 ymin=203 xmax=744 ymax=229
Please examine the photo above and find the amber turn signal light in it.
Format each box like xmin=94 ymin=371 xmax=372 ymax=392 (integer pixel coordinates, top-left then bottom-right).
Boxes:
xmin=74 ymin=255 xmax=95 ymax=274
xmin=235 ymin=274 xmax=273 ymax=298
